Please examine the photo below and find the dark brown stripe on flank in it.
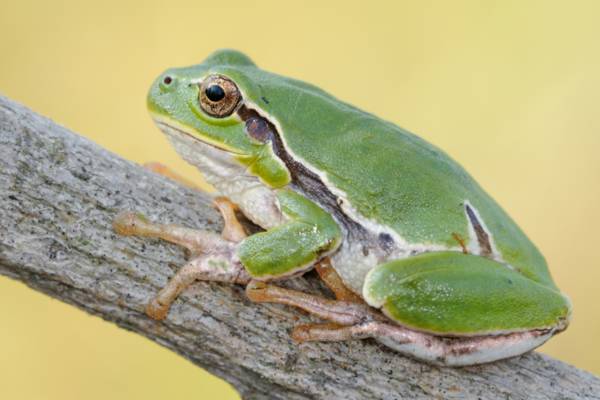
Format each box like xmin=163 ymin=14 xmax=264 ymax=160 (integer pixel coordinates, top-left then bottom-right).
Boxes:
xmin=236 ymin=104 xmax=369 ymax=237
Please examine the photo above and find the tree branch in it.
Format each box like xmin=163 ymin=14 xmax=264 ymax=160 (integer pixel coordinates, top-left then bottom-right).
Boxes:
xmin=0 ymin=94 xmax=598 ymax=400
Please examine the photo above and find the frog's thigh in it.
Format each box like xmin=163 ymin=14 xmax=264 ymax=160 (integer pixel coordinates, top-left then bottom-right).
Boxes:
xmin=364 ymin=251 xmax=571 ymax=335
xmin=238 ymin=189 xmax=341 ymax=279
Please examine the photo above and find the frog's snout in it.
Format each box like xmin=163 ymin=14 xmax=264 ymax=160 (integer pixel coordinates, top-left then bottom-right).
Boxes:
xmin=147 ymin=71 xmax=186 ymax=114
xmin=156 ymin=72 xmax=180 ymax=93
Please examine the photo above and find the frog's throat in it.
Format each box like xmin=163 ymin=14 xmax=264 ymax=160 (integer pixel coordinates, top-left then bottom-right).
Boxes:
xmin=152 ymin=118 xmax=252 ymax=187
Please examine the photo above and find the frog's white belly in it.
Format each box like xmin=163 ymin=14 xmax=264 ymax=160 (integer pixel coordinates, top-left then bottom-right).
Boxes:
xmin=329 ymin=241 xmax=387 ymax=294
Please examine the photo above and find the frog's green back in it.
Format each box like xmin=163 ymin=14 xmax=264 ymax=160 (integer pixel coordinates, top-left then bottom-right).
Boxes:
xmin=208 ymin=51 xmax=555 ymax=288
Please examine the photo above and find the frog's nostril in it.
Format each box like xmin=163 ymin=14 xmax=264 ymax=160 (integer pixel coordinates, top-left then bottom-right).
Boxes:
xmin=163 ymin=76 xmax=173 ymax=85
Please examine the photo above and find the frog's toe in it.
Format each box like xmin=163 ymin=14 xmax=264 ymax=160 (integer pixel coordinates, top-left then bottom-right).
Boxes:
xmin=113 ymin=211 xmax=231 ymax=256
xmin=113 ymin=211 xmax=150 ymax=236
xmin=291 ymin=323 xmax=339 ymax=343
xmin=146 ymin=298 xmax=170 ymax=320
xmin=291 ymin=322 xmax=375 ymax=343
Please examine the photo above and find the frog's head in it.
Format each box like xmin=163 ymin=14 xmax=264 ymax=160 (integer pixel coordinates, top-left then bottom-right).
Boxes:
xmin=147 ymin=49 xmax=290 ymax=187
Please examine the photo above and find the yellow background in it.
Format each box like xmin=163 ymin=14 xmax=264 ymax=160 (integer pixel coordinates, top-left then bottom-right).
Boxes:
xmin=1 ymin=1 xmax=599 ymax=398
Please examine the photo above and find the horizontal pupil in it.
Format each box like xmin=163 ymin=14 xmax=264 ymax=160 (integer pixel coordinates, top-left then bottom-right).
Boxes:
xmin=206 ymin=85 xmax=226 ymax=101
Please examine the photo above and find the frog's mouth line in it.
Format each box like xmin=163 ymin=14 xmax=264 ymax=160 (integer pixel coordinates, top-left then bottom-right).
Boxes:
xmin=153 ymin=119 xmax=244 ymax=156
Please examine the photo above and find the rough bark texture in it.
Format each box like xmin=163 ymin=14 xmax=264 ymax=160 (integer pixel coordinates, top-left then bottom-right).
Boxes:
xmin=0 ymin=94 xmax=598 ymax=400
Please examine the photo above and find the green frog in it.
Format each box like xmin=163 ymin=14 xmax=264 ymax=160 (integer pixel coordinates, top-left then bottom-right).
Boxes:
xmin=114 ymin=49 xmax=570 ymax=366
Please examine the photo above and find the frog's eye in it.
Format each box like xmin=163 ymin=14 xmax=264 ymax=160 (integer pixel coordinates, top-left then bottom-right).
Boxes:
xmin=199 ymin=75 xmax=241 ymax=118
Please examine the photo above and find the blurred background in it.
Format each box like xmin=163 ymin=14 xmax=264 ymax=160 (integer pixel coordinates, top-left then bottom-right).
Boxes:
xmin=1 ymin=1 xmax=599 ymax=398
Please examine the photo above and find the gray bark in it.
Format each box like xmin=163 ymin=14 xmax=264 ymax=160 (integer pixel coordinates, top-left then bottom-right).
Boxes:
xmin=0 ymin=94 xmax=598 ymax=400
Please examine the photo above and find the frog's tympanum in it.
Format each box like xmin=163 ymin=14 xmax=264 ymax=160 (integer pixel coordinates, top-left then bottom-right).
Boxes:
xmin=114 ymin=49 xmax=571 ymax=366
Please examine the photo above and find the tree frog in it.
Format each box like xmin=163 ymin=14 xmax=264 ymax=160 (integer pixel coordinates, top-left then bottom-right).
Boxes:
xmin=114 ymin=49 xmax=571 ymax=366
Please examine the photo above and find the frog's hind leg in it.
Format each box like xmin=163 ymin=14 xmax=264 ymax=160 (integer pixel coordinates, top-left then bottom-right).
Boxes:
xmin=246 ymin=257 xmax=371 ymax=340
xmin=243 ymin=279 xmax=388 ymax=341
xmin=245 ymin=278 xmax=563 ymax=366
xmin=291 ymin=321 xmax=383 ymax=343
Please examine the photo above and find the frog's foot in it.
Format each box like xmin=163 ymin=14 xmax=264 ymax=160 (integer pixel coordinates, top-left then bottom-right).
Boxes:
xmin=315 ymin=258 xmax=362 ymax=303
xmin=146 ymin=253 xmax=250 ymax=320
xmin=245 ymin=280 xmax=382 ymax=327
xmin=144 ymin=161 xmax=201 ymax=189
xmin=113 ymin=211 xmax=249 ymax=319
xmin=245 ymin=280 xmax=392 ymax=343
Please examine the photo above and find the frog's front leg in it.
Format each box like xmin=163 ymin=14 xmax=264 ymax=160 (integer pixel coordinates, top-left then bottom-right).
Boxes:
xmin=113 ymin=188 xmax=341 ymax=319
xmin=114 ymin=207 xmax=250 ymax=320
xmin=237 ymin=189 xmax=341 ymax=279
xmin=113 ymin=211 xmax=231 ymax=257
